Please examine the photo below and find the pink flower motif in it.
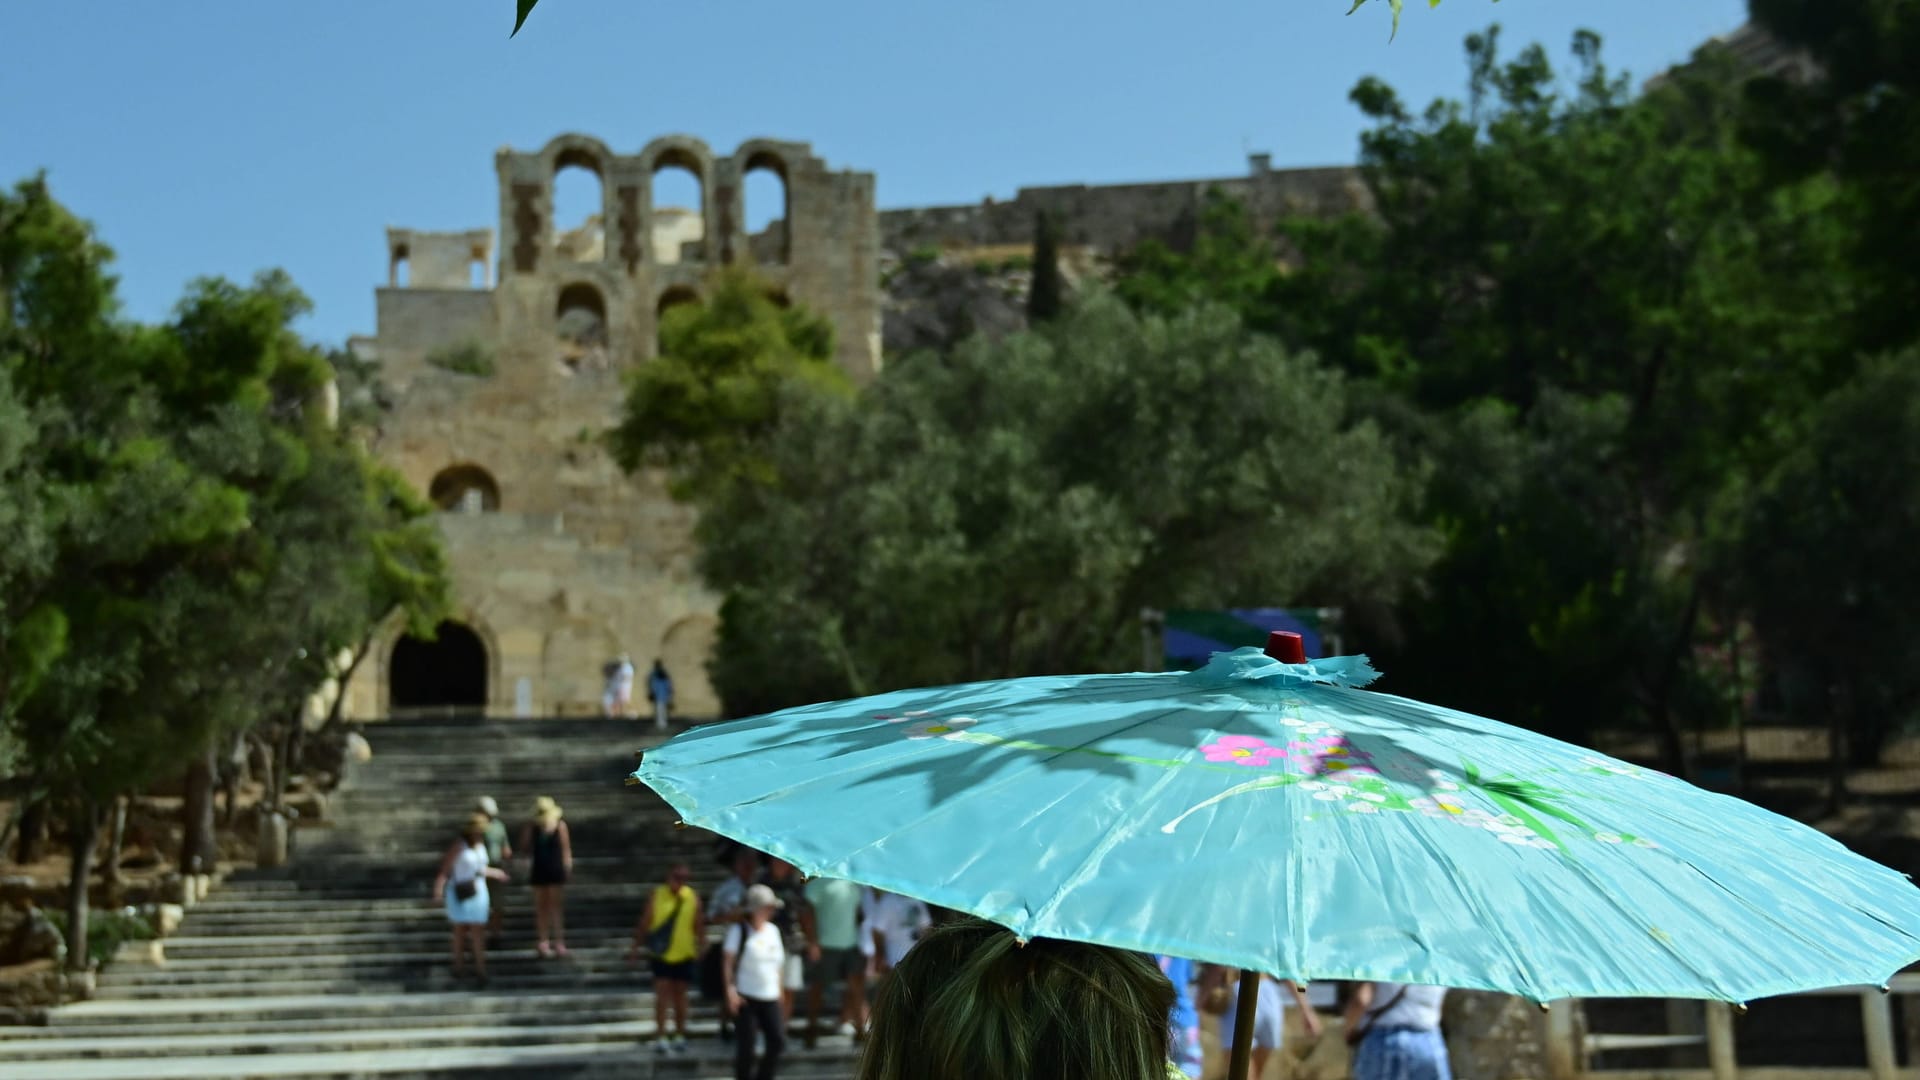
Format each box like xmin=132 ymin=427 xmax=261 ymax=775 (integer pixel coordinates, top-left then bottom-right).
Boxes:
xmin=1202 ymin=735 xmax=1285 ymax=767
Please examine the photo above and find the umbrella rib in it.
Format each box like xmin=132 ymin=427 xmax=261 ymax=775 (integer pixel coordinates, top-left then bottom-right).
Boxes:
xmin=1022 ymin=721 xmax=1196 ymax=935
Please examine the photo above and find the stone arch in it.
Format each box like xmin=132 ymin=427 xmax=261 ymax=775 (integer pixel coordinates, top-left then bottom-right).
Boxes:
xmin=658 ymin=614 xmax=719 ymax=719
xmin=388 ymin=618 xmax=493 ymax=712
xmin=389 ymin=241 xmax=411 ymax=287
xmin=545 ymin=135 xmax=613 ymax=264
xmin=740 ymin=147 xmax=791 ymax=266
xmin=555 ymin=282 xmax=609 ymax=345
xmin=428 ymin=463 xmax=501 ymax=513
xmin=540 ymin=621 xmax=624 ymax=717
xmin=642 ymin=137 xmax=712 ymax=267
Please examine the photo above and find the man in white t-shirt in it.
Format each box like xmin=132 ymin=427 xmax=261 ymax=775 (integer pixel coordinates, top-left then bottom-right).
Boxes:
xmin=860 ymin=888 xmax=932 ymax=978
xmin=723 ymin=884 xmax=788 ymax=1080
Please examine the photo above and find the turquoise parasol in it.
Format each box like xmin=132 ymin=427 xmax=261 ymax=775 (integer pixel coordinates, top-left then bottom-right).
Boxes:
xmin=631 ymin=633 xmax=1920 ymax=1078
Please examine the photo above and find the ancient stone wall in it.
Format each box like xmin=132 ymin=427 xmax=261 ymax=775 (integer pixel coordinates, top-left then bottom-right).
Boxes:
xmin=341 ymin=133 xmax=882 ymax=721
xmin=879 ymin=155 xmax=1371 ymax=258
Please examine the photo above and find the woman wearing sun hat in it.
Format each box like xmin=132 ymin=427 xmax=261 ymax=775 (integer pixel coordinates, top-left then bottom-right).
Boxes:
xmin=519 ymin=795 xmax=573 ymax=958
xmin=433 ymin=813 xmax=509 ymax=984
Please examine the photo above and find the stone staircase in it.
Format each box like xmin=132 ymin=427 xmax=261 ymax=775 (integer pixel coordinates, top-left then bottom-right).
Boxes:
xmin=0 ymin=715 xmax=865 ymax=1079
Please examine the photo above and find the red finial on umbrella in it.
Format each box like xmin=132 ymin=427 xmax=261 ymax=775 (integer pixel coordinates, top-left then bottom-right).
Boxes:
xmin=1264 ymin=631 xmax=1306 ymax=664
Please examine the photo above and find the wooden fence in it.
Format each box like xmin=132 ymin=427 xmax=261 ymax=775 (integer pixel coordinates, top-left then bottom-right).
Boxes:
xmin=1547 ymin=974 xmax=1920 ymax=1080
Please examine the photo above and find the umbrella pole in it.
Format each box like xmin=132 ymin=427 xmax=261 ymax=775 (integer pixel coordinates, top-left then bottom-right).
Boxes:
xmin=1227 ymin=969 xmax=1261 ymax=1080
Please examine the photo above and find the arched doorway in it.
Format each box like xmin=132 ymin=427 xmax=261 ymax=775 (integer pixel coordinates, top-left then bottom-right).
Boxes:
xmin=390 ymin=621 xmax=489 ymax=709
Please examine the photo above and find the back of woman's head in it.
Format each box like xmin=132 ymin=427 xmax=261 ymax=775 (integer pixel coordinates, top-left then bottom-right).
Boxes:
xmin=859 ymin=914 xmax=1174 ymax=1080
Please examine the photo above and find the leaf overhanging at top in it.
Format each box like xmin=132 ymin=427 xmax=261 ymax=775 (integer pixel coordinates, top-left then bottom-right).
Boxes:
xmin=513 ymin=0 xmax=540 ymax=37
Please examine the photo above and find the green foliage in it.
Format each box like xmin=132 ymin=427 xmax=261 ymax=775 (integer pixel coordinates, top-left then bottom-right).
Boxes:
xmin=1349 ymin=0 xmax=1473 ymax=40
xmin=425 ymin=339 xmax=496 ymax=377
xmin=1026 ymin=212 xmax=1065 ymax=323
xmin=1212 ymin=27 xmax=1855 ymax=757
xmin=44 ymin=907 xmax=154 ymax=968
xmin=513 ymin=0 xmax=540 ymax=36
xmin=906 ymin=246 xmax=941 ymax=268
xmin=608 ymin=268 xmax=850 ymax=500
xmin=697 ymin=294 xmax=1437 ymax=715
xmin=1736 ymin=353 xmax=1920 ymax=763
xmin=0 ymin=175 xmax=452 ymax=956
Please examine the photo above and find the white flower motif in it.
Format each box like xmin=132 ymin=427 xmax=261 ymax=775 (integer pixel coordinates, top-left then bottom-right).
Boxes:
xmin=1632 ymin=838 xmax=1659 ymax=849
xmin=902 ymin=717 xmax=977 ymax=741
xmin=1347 ymin=801 xmax=1380 ymax=814
xmin=1281 ymin=719 xmax=1306 ymax=727
xmin=1313 ymin=791 xmax=1344 ymax=801
xmin=1595 ymin=832 xmax=1624 ymax=844
xmin=1358 ymin=791 xmax=1388 ymax=803
xmin=1298 ymin=781 xmax=1328 ymax=792
xmin=1496 ymin=814 xmax=1525 ymax=827
xmin=1525 ymin=838 xmax=1557 ymax=849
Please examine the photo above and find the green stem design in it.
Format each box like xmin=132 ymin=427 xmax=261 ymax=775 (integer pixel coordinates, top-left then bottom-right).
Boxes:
xmin=1158 ymin=774 xmax=1304 ymax=834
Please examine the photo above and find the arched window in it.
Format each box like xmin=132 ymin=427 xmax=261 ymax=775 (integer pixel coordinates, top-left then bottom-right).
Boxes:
xmin=429 ymin=464 xmax=500 ymax=513
xmin=656 ymin=286 xmax=700 ymax=357
xmin=651 ymin=151 xmax=705 ymax=266
xmin=743 ymin=151 xmax=790 ymax=266
xmin=390 ymin=620 xmax=488 ymax=710
xmin=556 ymin=283 xmax=608 ymax=346
xmin=552 ymin=150 xmax=604 ymax=262
xmin=391 ymin=244 xmax=411 ymax=288
xmin=764 ymin=289 xmax=791 ymax=309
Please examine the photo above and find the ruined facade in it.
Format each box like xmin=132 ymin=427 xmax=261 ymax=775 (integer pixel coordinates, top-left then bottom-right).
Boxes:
xmin=878 ymin=155 xmax=1370 ymax=259
xmin=341 ymin=134 xmax=881 ymax=720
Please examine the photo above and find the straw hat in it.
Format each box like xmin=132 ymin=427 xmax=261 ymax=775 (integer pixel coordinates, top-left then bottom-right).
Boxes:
xmin=475 ymin=796 xmax=499 ymax=818
xmin=533 ymin=796 xmax=563 ymax=824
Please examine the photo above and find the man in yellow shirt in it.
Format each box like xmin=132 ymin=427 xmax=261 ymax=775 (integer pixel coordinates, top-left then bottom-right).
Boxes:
xmin=629 ymin=862 xmax=704 ymax=1053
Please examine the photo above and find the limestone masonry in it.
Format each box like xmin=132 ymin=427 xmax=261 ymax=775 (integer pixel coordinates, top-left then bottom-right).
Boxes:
xmin=342 ymin=134 xmax=882 ymax=721
xmin=339 ymin=130 xmax=1380 ymax=722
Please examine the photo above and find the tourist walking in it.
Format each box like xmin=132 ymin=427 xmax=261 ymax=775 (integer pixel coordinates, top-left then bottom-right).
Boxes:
xmin=1346 ymin=982 xmax=1451 ymax=1080
xmin=603 ymin=654 xmax=635 ymax=719
xmin=708 ymin=847 xmax=762 ymax=1044
xmin=629 ymin=861 xmax=702 ymax=1054
xmin=710 ymin=846 xmax=762 ymax=925
xmin=724 ymin=884 xmax=789 ymax=1080
xmin=1205 ymin=967 xmax=1321 ymax=1079
xmin=759 ymin=857 xmax=808 ymax=1021
xmin=861 ymin=888 xmax=931 ymax=983
xmin=648 ymin=659 xmax=674 ymax=729
xmin=1154 ymin=954 xmax=1205 ymax=1079
xmin=474 ymin=796 xmax=511 ymax=946
xmin=800 ymin=874 xmax=867 ymax=1046
xmin=432 ymin=814 xmax=508 ymax=985
xmin=519 ymin=796 xmax=572 ymax=957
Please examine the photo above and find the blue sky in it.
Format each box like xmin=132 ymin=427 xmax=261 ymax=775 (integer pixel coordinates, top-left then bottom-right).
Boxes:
xmin=1 ymin=0 xmax=1748 ymax=346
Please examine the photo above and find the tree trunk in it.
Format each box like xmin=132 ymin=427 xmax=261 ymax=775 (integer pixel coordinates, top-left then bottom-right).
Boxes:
xmin=64 ymin=798 xmax=100 ymax=973
xmin=101 ymin=795 xmax=129 ymax=887
xmin=180 ymin=747 xmax=219 ymax=877
xmin=15 ymin=798 xmax=49 ymax=865
xmin=323 ymin=637 xmax=372 ymax=733
xmin=1828 ymin=683 xmax=1851 ymax=817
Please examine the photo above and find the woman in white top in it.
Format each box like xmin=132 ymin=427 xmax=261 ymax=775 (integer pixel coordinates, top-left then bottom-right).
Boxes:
xmin=723 ymin=883 xmax=788 ymax=1080
xmin=433 ymin=815 xmax=509 ymax=985
xmin=1344 ymin=982 xmax=1451 ymax=1080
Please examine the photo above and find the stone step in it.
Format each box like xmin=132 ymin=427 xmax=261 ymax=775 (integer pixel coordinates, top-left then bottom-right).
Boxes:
xmin=40 ymin=990 xmax=653 ymax=1027
xmin=91 ymin=970 xmax=663 ymax=998
xmin=138 ymin=936 xmax=661 ymax=962
xmin=0 ymin=1018 xmax=862 ymax=1063
xmin=0 ymin=1040 xmax=856 ymax=1080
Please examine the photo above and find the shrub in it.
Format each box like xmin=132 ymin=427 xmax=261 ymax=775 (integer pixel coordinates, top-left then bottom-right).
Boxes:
xmin=425 ymin=340 xmax=496 ymax=376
